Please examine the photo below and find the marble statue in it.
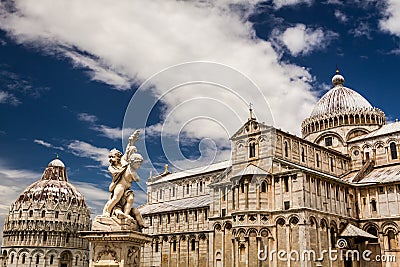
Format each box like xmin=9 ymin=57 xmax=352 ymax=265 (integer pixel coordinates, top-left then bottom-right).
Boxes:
xmin=100 ymin=130 xmax=146 ymax=230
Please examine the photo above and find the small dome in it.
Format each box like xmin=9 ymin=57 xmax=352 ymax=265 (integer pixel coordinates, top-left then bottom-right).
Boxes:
xmin=48 ymin=158 xmax=65 ymax=167
xmin=311 ymin=72 xmax=373 ymax=117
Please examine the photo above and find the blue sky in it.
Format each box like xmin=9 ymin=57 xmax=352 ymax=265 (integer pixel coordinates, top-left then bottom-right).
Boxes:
xmin=1 ymin=0 xmax=400 ymax=228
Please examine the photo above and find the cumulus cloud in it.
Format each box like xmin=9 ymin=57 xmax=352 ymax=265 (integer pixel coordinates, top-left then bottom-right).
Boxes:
xmin=67 ymin=140 xmax=110 ymax=166
xmin=272 ymin=0 xmax=312 ymax=9
xmin=272 ymin=24 xmax=338 ymax=56
xmin=379 ymin=0 xmax=400 ymax=36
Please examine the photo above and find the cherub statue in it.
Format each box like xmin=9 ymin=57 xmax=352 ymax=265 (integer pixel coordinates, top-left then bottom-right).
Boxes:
xmin=102 ymin=130 xmax=146 ymax=228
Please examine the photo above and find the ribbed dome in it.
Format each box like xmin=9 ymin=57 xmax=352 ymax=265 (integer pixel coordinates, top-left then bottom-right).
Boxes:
xmin=311 ymin=72 xmax=373 ymax=117
xmin=15 ymin=158 xmax=86 ymax=206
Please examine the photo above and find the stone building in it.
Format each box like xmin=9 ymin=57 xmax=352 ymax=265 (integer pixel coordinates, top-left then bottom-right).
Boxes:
xmin=139 ymin=71 xmax=400 ymax=266
xmin=0 ymin=158 xmax=91 ymax=267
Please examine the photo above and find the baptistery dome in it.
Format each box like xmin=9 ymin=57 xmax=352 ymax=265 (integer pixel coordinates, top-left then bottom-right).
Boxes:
xmin=302 ymin=70 xmax=386 ymax=153
xmin=1 ymin=158 xmax=91 ymax=267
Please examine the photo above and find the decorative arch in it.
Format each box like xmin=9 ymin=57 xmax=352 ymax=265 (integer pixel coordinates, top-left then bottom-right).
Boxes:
xmin=17 ymin=248 xmax=30 ymax=257
xmin=346 ymin=128 xmax=369 ymax=141
xmin=374 ymin=141 xmax=385 ymax=149
xmin=320 ymin=218 xmax=328 ymax=229
xmin=289 ymin=215 xmax=300 ymax=225
xmin=363 ymin=223 xmax=380 ymax=233
xmin=213 ymin=223 xmax=222 ymax=231
xmin=223 ymin=221 xmax=232 ymax=230
xmin=386 ymin=138 xmax=398 ymax=145
xmin=275 ymin=216 xmax=286 ymax=226
xmin=309 ymin=216 xmax=318 ymax=228
xmin=45 ymin=249 xmax=60 ymax=258
xmin=382 ymin=221 xmax=398 ymax=234
xmin=30 ymin=249 xmax=45 ymax=257
xmin=314 ymin=131 xmax=346 ymax=146
xmin=247 ymin=228 xmax=258 ymax=237
xmin=260 ymin=228 xmax=271 ymax=237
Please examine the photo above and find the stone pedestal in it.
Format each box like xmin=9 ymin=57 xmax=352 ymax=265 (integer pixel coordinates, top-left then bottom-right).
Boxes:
xmin=80 ymin=216 xmax=151 ymax=267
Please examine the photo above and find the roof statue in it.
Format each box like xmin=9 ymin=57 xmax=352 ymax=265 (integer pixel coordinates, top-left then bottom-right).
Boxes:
xmin=93 ymin=130 xmax=146 ymax=232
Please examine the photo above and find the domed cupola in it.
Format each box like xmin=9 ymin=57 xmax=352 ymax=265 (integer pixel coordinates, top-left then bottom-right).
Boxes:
xmin=302 ymin=70 xmax=386 ymax=152
xmin=1 ymin=157 xmax=91 ymax=267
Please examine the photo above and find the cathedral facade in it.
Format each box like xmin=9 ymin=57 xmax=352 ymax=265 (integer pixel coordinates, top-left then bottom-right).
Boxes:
xmin=0 ymin=158 xmax=91 ymax=267
xmin=139 ymin=71 xmax=400 ymax=267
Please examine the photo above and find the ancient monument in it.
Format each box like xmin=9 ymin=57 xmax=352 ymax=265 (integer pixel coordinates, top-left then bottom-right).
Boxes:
xmin=80 ymin=130 xmax=151 ymax=267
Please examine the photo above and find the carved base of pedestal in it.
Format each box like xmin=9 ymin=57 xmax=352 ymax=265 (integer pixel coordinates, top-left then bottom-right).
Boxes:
xmin=92 ymin=215 xmax=141 ymax=232
xmin=80 ymin=230 xmax=151 ymax=267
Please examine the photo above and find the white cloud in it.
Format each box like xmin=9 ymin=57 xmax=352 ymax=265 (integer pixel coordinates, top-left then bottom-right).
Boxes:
xmin=34 ymin=139 xmax=65 ymax=150
xmin=67 ymin=140 xmax=110 ymax=166
xmin=334 ymin=10 xmax=348 ymax=23
xmin=273 ymin=24 xmax=338 ymax=56
xmin=0 ymin=90 xmax=20 ymax=105
xmin=77 ymin=112 xmax=98 ymax=123
xmin=77 ymin=112 xmax=135 ymax=139
xmin=379 ymin=0 xmax=400 ymax=37
xmin=73 ymin=182 xmax=109 ymax=216
xmin=272 ymin=0 xmax=312 ymax=9
xmin=349 ymin=22 xmax=372 ymax=39
xmin=325 ymin=0 xmax=343 ymax=5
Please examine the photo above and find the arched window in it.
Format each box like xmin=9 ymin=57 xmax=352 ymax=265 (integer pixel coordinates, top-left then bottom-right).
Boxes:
xmin=330 ymin=157 xmax=334 ymax=172
xmin=10 ymin=254 xmax=14 ymax=264
xmin=67 ymin=213 xmax=71 ymax=220
xmin=388 ymin=230 xmax=397 ymax=250
xmin=43 ymin=231 xmax=47 ymax=242
xmin=66 ymin=233 xmax=70 ymax=243
xmin=316 ymin=153 xmax=320 ymax=167
xmin=155 ymin=241 xmax=159 ymax=252
xmin=75 ymin=256 xmax=79 ymax=265
xmin=50 ymin=255 xmax=54 ymax=265
xmin=172 ymin=240 xmax=177 ymax=252
xmin=330 ymin=227 xmax=336 ymax=248
xmin=191 ymin=239 xmax=196 ymax=251
xmin=367 ymin=227 xmax=378 ymax=243
xmin=284 ymin=141 xmax=289 ymax=157
xmin=22 ymin=254 xmax=26 ymax=264
xmin=371 ymin=199 xmax=377 ymax=212
xmin=284 ymin=176 xmax=289 ymax=192
xmin=261 ymin=181 xmax=267 ymax=193
xmin=36 ymin=255 xmax=40 ymax=264
xmin=19 ymin=210 xmax=22 ymax=218
xmin=55 ymin=211 xmax=59 ymax=219
xmin=301 ymin=147 xmax=305 ymax=162
xmin=41 ymin=210 xmax=46 ymax=218
xmin=29 ymin=210 xmax=33 ymax=217
xmin=249 ymin=142 xmax=256 ymax=158
xmin=390 ymin=142 xmax=398 ymax=160
xmin=186 ymin=184 xmax=189 ymax=195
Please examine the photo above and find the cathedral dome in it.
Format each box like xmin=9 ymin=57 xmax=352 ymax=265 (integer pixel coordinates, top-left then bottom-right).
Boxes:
xmin=302 ymin=70 xmax=386 ymax=140
xmin=310 ymin=82 xmax=373 ymax=117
